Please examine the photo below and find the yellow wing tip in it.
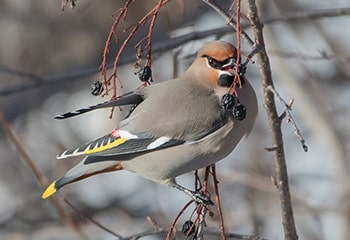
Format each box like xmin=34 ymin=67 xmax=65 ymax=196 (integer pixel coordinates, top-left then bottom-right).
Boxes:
xmin=42 ymin=181 xmax=57 ymax=199
xmin=84 ymin=137 xmax=128 ymax=154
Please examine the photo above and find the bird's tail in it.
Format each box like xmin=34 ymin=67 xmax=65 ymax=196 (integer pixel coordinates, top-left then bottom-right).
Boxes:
xmin=42 ymin=158 xmax=122 ymax=199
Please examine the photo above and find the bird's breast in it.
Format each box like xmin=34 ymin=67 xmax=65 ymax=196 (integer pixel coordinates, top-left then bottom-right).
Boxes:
xmin=121 ymin=117 xmax=241 ymax=182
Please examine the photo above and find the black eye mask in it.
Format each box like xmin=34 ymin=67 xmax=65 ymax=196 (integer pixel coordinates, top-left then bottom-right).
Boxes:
xmin=202 ymin=55 xmax=246 ymax=87
xmin=202 ymin=55 xmax=235 ymax=70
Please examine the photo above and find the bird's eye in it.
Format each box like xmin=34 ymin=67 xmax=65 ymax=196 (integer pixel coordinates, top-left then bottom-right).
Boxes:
xmin=202 ymin=55 xmax=237 ymax=70
xmin=204 ymin=56 xmax=221 ymax=69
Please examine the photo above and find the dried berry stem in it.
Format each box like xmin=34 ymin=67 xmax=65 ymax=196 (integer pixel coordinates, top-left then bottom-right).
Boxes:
xmin=100 ymin=0 xmax=172 ymax=100
xmin=166 ymin=200 xmax=194 ymax=240
xmin=212 ymin=164 xmax=226 ymax=240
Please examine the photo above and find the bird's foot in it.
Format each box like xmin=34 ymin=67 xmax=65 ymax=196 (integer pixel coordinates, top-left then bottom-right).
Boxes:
xmin=168 ymin=181 xmax=214 ymax=206
xmin=192 ymin=191 xmax=214 ymax=206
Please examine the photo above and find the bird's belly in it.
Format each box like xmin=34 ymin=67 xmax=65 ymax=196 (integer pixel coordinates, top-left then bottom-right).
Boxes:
xmin=121 ymin=118 xmax=243 ymax=184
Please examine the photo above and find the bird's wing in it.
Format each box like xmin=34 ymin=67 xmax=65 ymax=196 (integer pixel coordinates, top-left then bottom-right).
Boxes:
xmin=56 ymin=80 xmax=230 ymax=160
xmin=57 ymin=128 xmax=186 ymax=159
xmin=56 ymin=113 xmax=228 ymax=159
xmin=54 ymin=91 xmax=144 ymax=119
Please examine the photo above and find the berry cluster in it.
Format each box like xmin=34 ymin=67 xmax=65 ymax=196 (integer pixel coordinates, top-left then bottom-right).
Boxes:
xmin=221 ymin=93 xmax=247 ymax=121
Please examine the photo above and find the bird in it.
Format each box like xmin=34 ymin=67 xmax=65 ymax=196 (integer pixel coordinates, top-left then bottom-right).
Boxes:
xmin=42 ymin=41 xmax=258 ymax=204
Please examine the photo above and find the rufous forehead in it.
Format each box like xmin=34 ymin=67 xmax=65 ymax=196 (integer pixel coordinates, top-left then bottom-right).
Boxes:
xmin=197 ymin=42 xmax=237 ymax=61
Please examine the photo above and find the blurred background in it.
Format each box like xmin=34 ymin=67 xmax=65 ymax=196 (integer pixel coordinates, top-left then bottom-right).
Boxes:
xmin=0 ymin=0 xmax=350 ymax=239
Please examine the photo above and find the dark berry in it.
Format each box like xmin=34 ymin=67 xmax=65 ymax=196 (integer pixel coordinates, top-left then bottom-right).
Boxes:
xmin=90 ymin=81 xmax=103 ymax=96
xmin=138 ymin=66 xmax=152 ymax=82
xmin=237 ymin=63 xmax=247 ymax=76
xmin=182 ymin=220 xmax=195 ymax=236
xmin=233 ymin=104 xmax=246 ymax=121
xmin=221 ymin=93 xmax=236 ymax=111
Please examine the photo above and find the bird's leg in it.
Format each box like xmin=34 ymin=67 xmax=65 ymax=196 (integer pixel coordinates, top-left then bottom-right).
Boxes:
xmin=168 ymin=181 xmax=214 ymax=205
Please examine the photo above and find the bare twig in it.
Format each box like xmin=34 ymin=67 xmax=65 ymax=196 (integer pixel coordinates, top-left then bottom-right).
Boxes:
xmin=63 ymin=198 xmax=123 ymax=238
xmin=205 ymin=228 xmax=268 ymax=240
xmin=146 ymin=216 xmax=164 ymax=229
xmin=122 ymin=228 xmax=266 ymax=240
xmin=3 ymin=6 xmax=350 ymax=96
xmin=100 ymin=0 xmax=134 ymax=97
xmin=262 ymin=7 xmax=350 ymax=24
xmin=100 ymin=0 xmax=172 ymax=100
xmin=0 ymin=26 xmax=230 ymax=96
xmin=0 ymin=111 xmax=83 ymax=238
xmin=195 ymin=205 xmax=208 ymax=239
xmin=247 ymin=1 xmax=298 ymax=239
xmin=212 ymin=164 xmax=226 ymax=240
xmin=145 ymin=0 xmax=166 ymax=67
xmin=166 ymin=200 xmax=194 ymax=240
xmin=189 ymin=167 xmax=213 ymax=239
xmin=266 ymin=86 xmax=308 ymax=152
xmin=234 ymin=0 xmax=243 ymax=89
xmin=269 ymin=49 xmax=350 ymax=63
xmin=202 ymin=0 xmax=254 ymax=47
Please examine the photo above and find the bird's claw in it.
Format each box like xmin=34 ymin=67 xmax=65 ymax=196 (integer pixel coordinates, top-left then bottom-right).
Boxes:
xmin=193 ymin=191 xmax=214 ymax=205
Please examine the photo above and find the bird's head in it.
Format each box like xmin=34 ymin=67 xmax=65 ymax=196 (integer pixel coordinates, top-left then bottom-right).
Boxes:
xmin=185 ymin=41 xmax=242 ymax=90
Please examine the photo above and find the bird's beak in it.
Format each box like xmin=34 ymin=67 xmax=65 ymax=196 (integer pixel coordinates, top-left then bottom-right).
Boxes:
xmin=220 ymin=58 xmax=236 ymax=76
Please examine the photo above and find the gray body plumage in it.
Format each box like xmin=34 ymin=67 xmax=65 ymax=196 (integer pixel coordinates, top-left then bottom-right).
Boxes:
xmin=60 ymin=77 xmax=257 ymax=187
xmin=121 ymin=77 xmax=257 ymax=184
xmin=43 ymin=41 xmax=258 ymax=200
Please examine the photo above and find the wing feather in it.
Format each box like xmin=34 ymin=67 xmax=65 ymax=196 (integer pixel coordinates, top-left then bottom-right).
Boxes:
xmin=54 ymin=91 xmax=144 ymax=119
xmin=57 ymin=130 xmax=185 ymax=159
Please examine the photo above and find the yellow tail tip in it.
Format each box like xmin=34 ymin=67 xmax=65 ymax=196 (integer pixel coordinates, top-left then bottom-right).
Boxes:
xmin=42 ymin=181 xmax=57 ymax=199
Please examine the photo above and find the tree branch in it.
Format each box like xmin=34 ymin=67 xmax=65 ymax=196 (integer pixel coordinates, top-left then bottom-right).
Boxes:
xmin=2 ymin=7 xmax=350 ymax=96
xmin=202 ymin=0 xmax=255 ymax=47
xmin=262 ymin=7 xmax=350 ymax=24
xmin=0 ymin=111 xmax=84 ymax=238
xmin=246 ymin=1 xmax=298 ymax=240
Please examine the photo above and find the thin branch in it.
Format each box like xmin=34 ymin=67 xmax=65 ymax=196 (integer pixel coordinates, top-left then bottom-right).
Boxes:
xmin=247 ymin=1 xmax=298 ymax=240
xmin=212 ymin=164 xmax=226 ymax=240
xmin=100 ymin=0 xmax=135 ymax=98
xmin=165 ymin=200 xmax=193 ymax=240
xmin=145 ymin=0 xmax=166 ymax=67
xmin=0 ymin=64 xmax=102 ymax=96
xmin=121 ymin=229 xmax=168 ymax=240
xmin=262 ymin=7 xmax=350 ymax=24
xmin=0 ymin=111 xmax=84 ymax=238
xmin=0 ymin=64 xmax=43 ymax=83
xmin=0 ymin=26 xmax=231 ymax=96
xmin=195 ymin=204 xmax=208 ymax=239
xmin=202 ymin=0 xmax=255 ymax=47
xmin=3 ymin=6 xmax=350 ymax=96
xmin=100 ymin=0 xmax=134 ymax=82
xmin=101 ymin=0 xmax=172 ymax=99
xmin=122 ymin=228 xmax=266 ymax=240
xmin=205 ymin=228 xmax=268 ymax=240
xmin=234 ymin=0 xmax=243 ymax=89
xmin=267 ymin=86 xmax=308 ymax=152
xmin=269 ymin=49 xmax=350 ymax=63
xmin=63 ymin=198 xmax=123 ymax=239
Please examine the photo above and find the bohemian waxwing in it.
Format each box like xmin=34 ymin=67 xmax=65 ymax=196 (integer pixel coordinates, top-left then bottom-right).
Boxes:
xmin=42 ymin=41 xmax=258 ymax=204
